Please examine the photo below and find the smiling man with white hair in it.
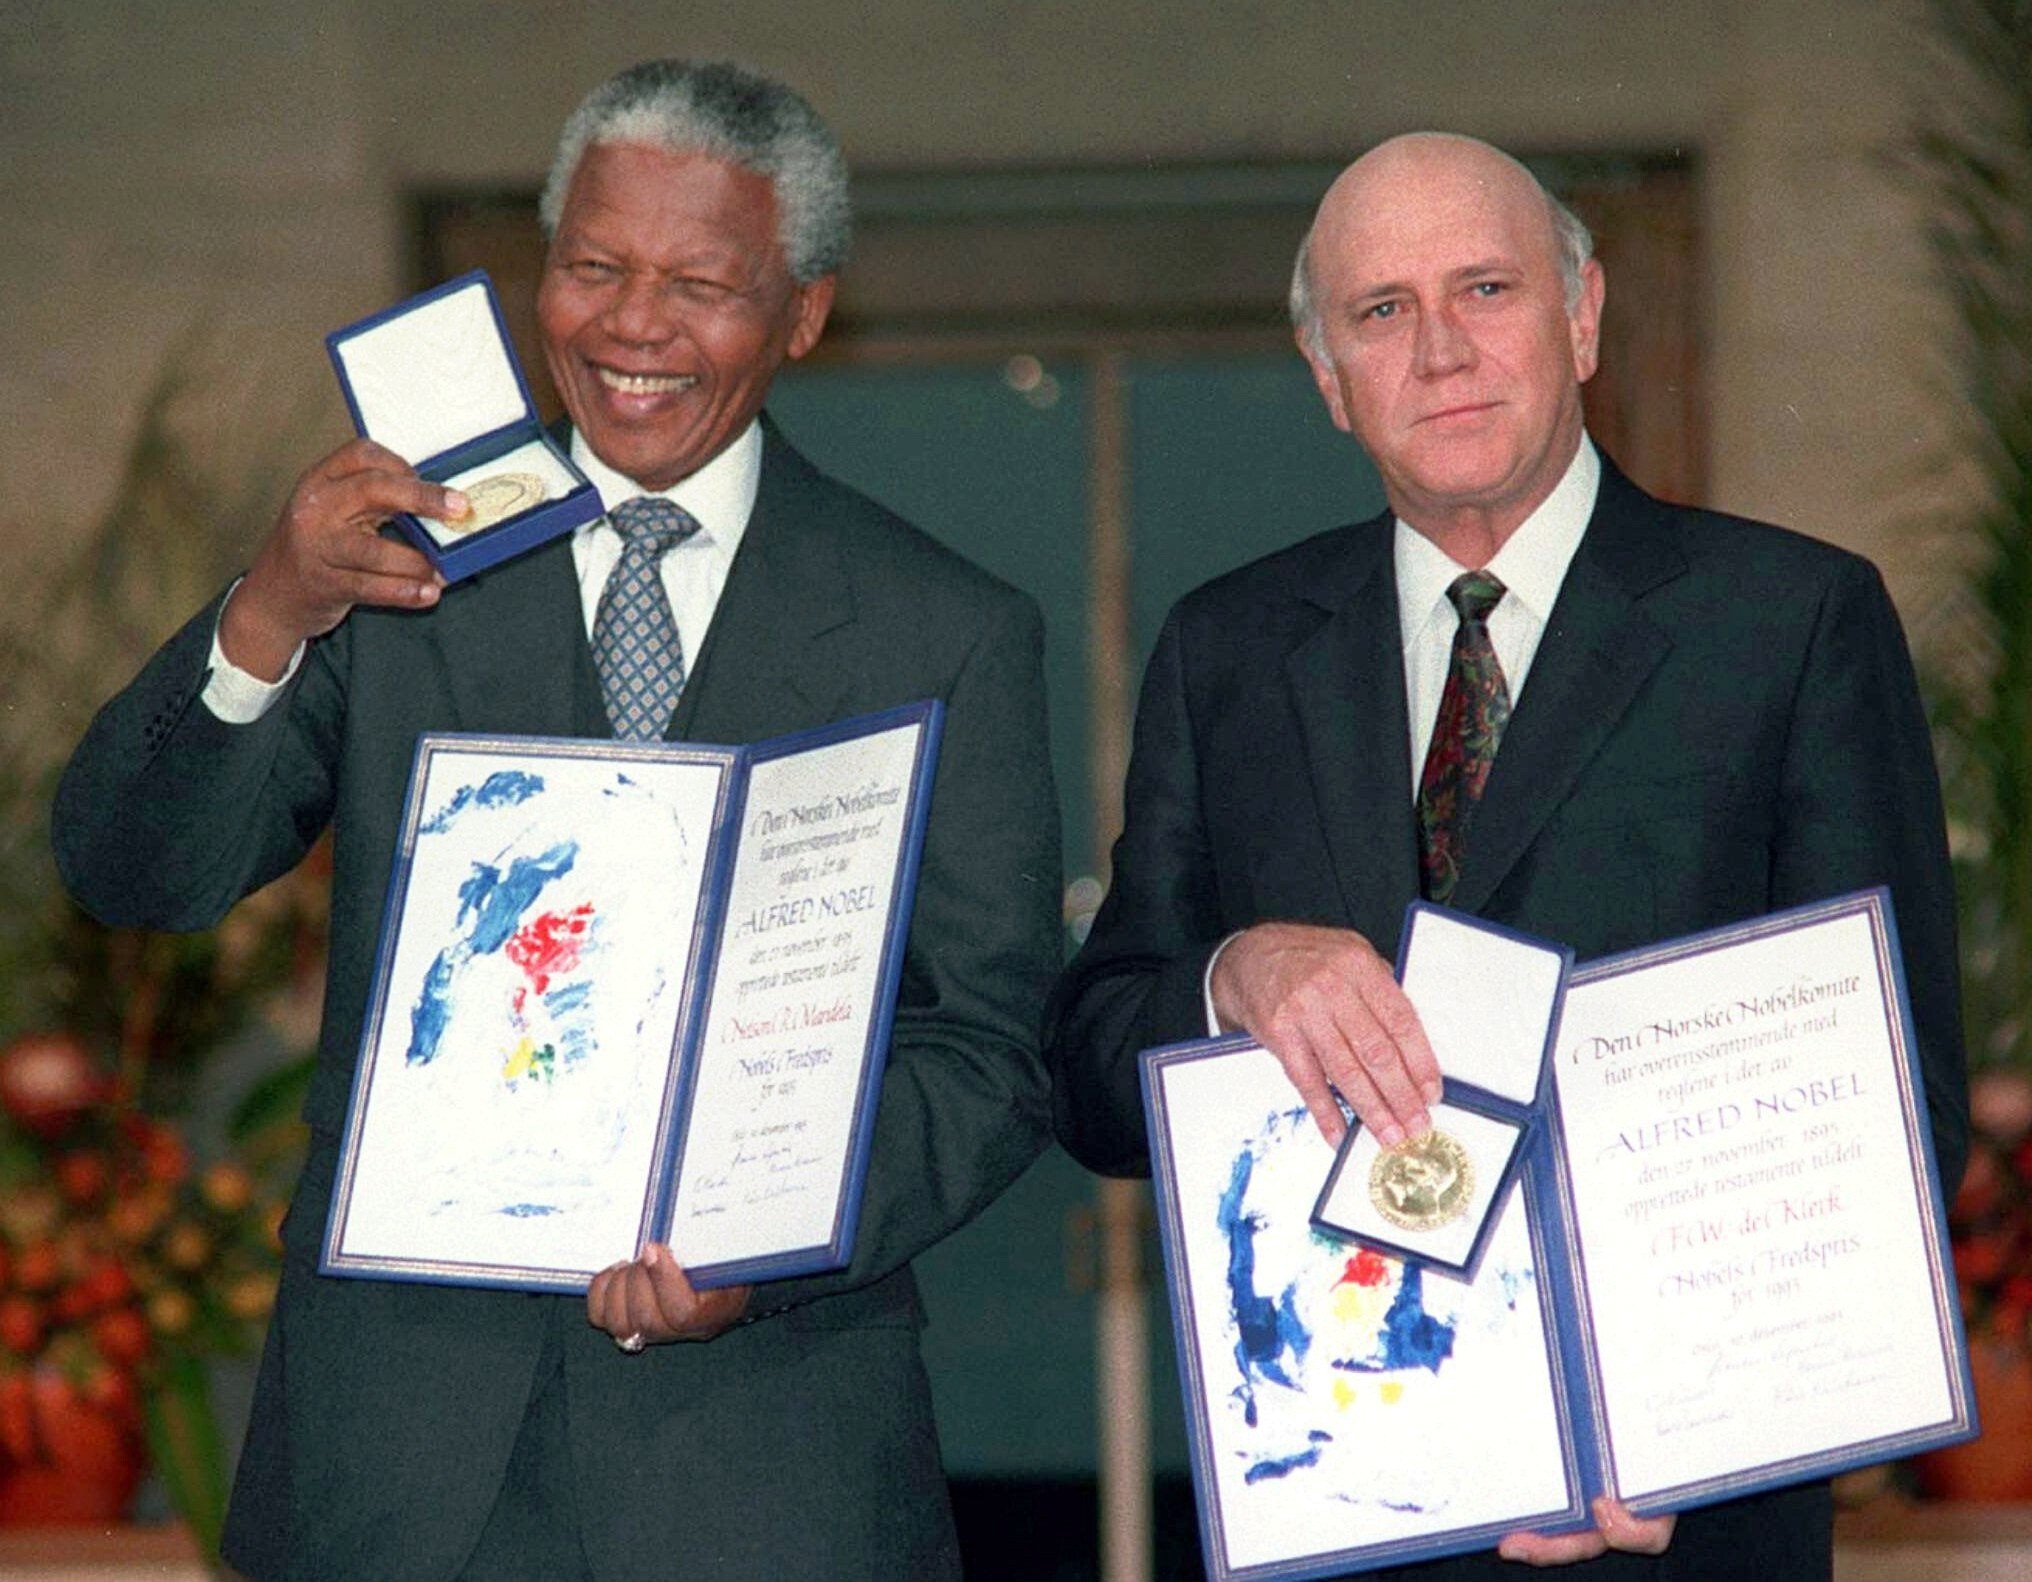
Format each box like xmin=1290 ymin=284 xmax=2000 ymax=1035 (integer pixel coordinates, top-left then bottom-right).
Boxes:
xmin=57 ymin=58 xmax=1059 ymax=1582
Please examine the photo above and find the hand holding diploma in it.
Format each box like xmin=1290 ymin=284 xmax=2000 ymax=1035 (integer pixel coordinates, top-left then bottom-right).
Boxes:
xmin=587 ymin=1243 xmax=752 ymax=1346
xmin=1499 ymin=1499 xmax=1676 ymax=1566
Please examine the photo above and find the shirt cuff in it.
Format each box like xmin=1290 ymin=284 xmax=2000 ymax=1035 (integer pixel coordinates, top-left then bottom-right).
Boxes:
xmin=202 ymin=585 xmax=304 ymax=723
xmin=1202 ymin=931 xmax=1246 ymax=1037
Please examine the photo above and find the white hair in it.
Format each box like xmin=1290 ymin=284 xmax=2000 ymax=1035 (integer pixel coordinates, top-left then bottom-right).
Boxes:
xmin=539 ymin=60 xmax=850 ymax=283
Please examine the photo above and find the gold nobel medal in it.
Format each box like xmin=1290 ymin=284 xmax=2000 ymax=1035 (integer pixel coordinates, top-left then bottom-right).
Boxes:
xmin=439 ymin=472 xmax=547 ymax=537
xmin=1369 ymin=1127 xmax=1475 ymax=1232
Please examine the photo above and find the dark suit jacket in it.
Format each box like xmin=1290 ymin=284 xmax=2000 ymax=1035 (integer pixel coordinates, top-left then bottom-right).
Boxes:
xmin=1046 ymin=455 xmax=1965 ymax=1581
xmin=55 ymin=422 xmax=1062 ymax=1582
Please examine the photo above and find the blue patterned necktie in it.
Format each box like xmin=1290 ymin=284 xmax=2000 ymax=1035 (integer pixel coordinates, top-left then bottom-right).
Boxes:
xmin=1416 ymin=571 xmax=1512 ymax=904
xmin=593 ymin=496 xmax=701 ymax=741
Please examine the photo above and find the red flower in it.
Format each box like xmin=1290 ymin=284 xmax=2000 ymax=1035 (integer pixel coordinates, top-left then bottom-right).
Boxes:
xmin=1951 ymin=1126 xmax=2032 ymax=1345
xmin=75 ymin=1257 xmax=132 ymax=1312
xmin=78 ymin=1363 xmax=139 ymax=1430
xmin=0 ymin=1373 xmax=32 ymax=1463
xmin=1952 ymin=1148 xmax=2002 ymax=1222
xmin=53 ymin=1152 xmax=108 ymax=1206
xmin=1955 ymin=1234 xmax=2010 ymax=1284
xmin=89 ymin=1308 xmax=150 ymax=1370
xmin=12 ymin=1243 xmax=59 ymax=1296
xmin=0 ymin=1299 xmax=43 ymax=1358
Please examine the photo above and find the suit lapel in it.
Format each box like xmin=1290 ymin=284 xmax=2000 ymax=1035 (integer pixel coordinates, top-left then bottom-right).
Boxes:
xmin=432 ymin=533 xmax=589 ymax=736
xmin=1448 ymin=461 xmax=1684 ymax=915
xmin=1286 ymin=523 xmax=1422 ymax=944
xmin=671 ymin=424 xmax=856 ymax=743
xmin=446 ymin=420 xmax=853 ymax=746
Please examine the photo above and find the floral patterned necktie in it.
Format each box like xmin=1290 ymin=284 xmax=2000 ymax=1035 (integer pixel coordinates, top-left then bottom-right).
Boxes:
xmin=1416 ymin=571 xmax=1511 ymax=904
xmin=593 ymin=496 xmax=701 ymax=741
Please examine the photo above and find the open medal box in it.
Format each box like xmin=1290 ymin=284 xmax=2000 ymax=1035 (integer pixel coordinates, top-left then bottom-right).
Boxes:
xmin=327 ymin=270 xmax=604 ymax=581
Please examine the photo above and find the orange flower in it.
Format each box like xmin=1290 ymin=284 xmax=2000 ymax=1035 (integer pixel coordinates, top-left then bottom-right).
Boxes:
xmin=160 ymin=1223 xmax=212 ymax=1274
xmin=224 ymin=1273 xmax=279 ymax=1322
xmin=200 ymin=1162 xmax=254 ymax=1215
xmin=106 ymin=1187 xmax=170 ymax=1245
xmin=143 ymin=1290 xmax=194 ymax=1339
xmin=90 ymin=1308 xmax=151 ymax=1368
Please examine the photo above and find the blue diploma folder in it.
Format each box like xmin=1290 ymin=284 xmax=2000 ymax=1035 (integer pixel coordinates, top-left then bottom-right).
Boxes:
xmin=321 ymin=701 xmax=941 ymax=1294
xmin=1143 ymin=889 xmax=1975 ymax=1581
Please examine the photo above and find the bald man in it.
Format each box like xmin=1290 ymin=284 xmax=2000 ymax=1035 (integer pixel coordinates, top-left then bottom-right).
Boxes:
xmin=1046 ymin=134 xmax=1965 ymax=1578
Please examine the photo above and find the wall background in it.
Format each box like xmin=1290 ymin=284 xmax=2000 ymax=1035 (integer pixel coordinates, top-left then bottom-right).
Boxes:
xmin=0 ymin=0 xmax=1971 ymax=635
xmin=0 ymin=0 xmax=1988 ymax=1539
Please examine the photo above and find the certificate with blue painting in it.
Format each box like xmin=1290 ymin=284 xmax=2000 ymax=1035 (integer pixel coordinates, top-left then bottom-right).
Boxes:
xmin=1146 ymin=1038 xmax=1585 ymax=1581
xmin=1144 ymin=889 xmax=1975 ymax=1581
xmin=321 ymin=701 xmax=940 ymax=1292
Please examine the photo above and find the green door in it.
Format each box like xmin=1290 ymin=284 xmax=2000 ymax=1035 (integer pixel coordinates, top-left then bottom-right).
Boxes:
xmin=768 ymin=351 xmax=1382 ymax=1552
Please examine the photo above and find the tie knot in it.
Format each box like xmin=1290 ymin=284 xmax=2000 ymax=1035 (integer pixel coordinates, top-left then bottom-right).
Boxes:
xmin=610 ymin=495 xmax=701 ymax=556
xmin=1446 ymin=570 xmax=1506 ymax=625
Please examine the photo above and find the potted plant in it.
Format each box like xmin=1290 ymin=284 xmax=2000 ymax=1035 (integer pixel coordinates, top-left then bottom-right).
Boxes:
xmin=1908 ymin=0 xmax=2032 ymax=1500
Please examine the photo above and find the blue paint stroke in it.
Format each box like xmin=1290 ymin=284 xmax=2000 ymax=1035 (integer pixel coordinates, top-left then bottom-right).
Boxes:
xmin=1332 ymin=1265 xmax=1456 ymax=1375
xmin=1244 ymin=1445 xmax=1323 ymax=1483
xmin=455 ymin=843 xmax=579 ymax=953
xmin=407 ymin=957 xmax=458 ymax=1070
xmin=545 ymin=982 xmax=598 ymax=1071
xmin=420 ymin=770 xmax=546 ymax=835
xmin=1218 ymin=1133 xmax=1311 ymax=1426
xmin=498 ymin=1203 xmax=562 ymax=1218
xmin=406 ymin=841 xmax=580 ymax=1065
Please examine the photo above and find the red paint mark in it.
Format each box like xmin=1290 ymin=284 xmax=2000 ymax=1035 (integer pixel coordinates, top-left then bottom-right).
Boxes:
xmin=505 ymin=904 xmax=595 ymax=993
xmin=1338 ymin=1249 xmax=1392 ymax=1289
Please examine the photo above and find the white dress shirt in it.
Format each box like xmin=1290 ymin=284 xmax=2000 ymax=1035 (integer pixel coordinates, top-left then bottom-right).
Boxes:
xmin=1202 ymin=436 xmax=1601 ymax=1033
xmin=566 ymin=418 xmax=759 ymax=667
xmin=1395 ymin=436 xmax=1599 ymax=789
xmin=202 ymin=419 xmax=763 ymax=722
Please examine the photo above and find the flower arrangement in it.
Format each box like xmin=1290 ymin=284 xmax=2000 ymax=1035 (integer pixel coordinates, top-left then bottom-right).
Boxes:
xmin=0 ymin=318 xmax=336 ymax=1553
xmin=1948 ymin=1068 xmax=2032 ymax=1347
xmin=0 ymin=1028 xmax=288 ymax=1533
xmin=0 ymin=763 xmax=324 ymax=1550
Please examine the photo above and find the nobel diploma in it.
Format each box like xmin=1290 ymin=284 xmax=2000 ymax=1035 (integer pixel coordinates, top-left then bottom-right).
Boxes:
xmin=1552 ymin=900 xmax=1963 ymax=1502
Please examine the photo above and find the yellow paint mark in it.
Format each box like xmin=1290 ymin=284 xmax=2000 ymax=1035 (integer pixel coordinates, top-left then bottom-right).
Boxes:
xmin=1330 ymin=1283 xmax=1390 ymax=1330
xmin=501 ymin=1036 xmax=538 ymax=1082
xmin=1333 ymin=1377 xmax=1358 ymax=1411
xmin=1380 ymin=1381 xmax=1404 ymax=1406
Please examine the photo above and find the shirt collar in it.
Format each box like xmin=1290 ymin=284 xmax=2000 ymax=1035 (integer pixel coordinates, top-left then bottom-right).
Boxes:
xmin=570 ymin=418 xmax=763 ymax=551
xmin=1395 ymin=436 xmax=1600 ymax=650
